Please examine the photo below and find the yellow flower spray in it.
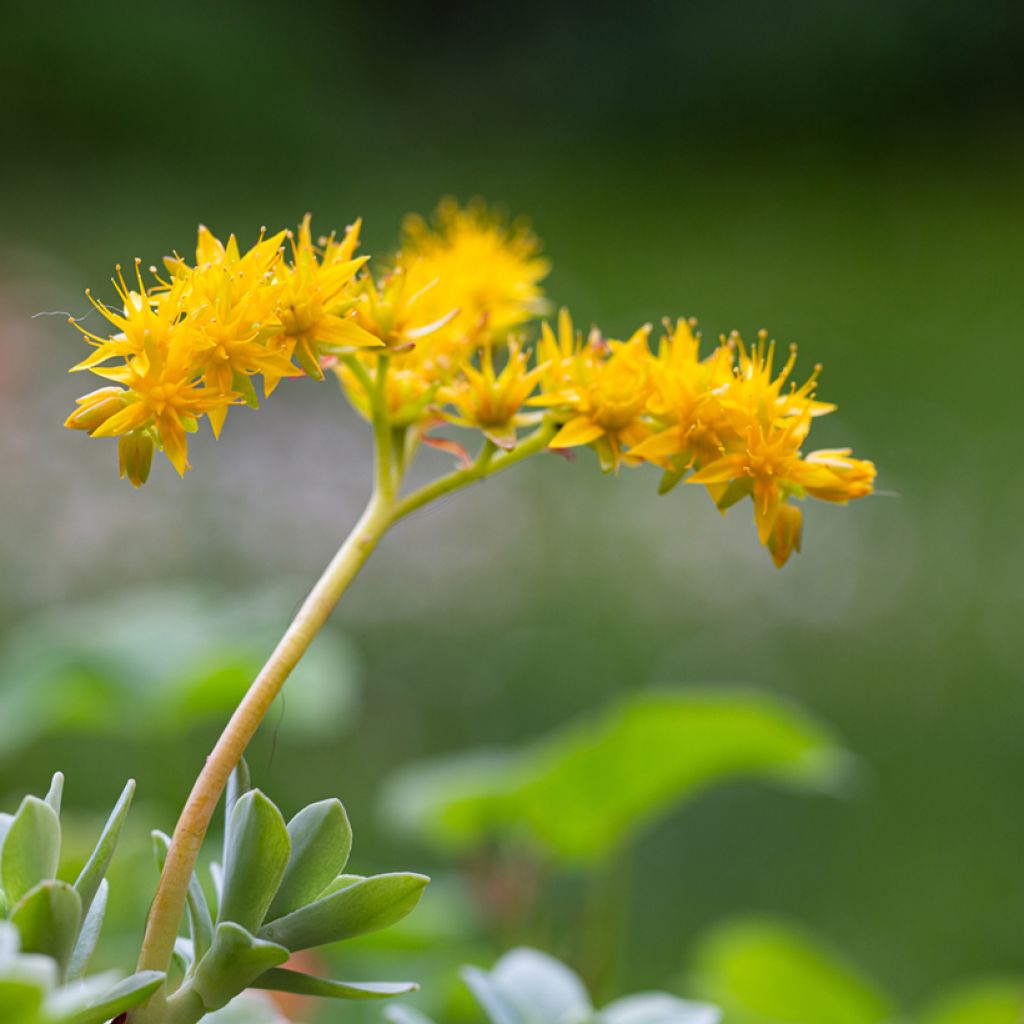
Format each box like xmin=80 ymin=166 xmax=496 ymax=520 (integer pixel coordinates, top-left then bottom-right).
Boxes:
xmin=64 ymin=200 xmax=875 ymax=1015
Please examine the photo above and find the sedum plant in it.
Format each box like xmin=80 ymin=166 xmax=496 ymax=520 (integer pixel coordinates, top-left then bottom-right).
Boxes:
xmin=50 ymin=199 xmax=879 ymax=1021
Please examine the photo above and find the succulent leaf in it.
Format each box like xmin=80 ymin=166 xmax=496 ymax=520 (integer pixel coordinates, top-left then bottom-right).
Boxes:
xmin=2 ymin=798 xmax=61 ymax=906
xmin=254 ymin=967 xmax=418 ymax=1000
xmin=265 ymin=799 xmax=352 ymax=921
xmin=10 ymin=881 xmax=82 ymax=980
xmin=74 ymin=779 xmax=134 ymax=920
xmin=188 ymin=922 xmax=289 ymax=1012
xmin=218 ymin=791 xmax=290 ymax=932
xmin=66 ymin=878 xmax=107 ymax=982
xmin=259 ymin=872 xmax=429 ymax=952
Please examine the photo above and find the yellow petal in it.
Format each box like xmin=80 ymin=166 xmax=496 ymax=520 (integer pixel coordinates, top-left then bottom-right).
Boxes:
xmin=550 ymin=416 xmax=604 ymax=448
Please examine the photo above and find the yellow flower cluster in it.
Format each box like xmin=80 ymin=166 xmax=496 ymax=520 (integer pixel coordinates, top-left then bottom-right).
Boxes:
xmin=66 ymin=200 xmax=874 ymax=566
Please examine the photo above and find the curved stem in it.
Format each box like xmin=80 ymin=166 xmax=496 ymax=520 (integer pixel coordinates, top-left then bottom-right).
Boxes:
xmin=130 ymin=405 xmax=553 ymax=1018
xmin=134 ymin=488 xmax=394 ymax=986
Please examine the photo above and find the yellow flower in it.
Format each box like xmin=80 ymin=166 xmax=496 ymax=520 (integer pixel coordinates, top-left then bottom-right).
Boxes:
xmin=628 ymin=318 xmax=735 ymax=474
xmin=400 ymin=198 xmax=550 ymax=341
xmin=354 ymin=261 xmax=460 ymax=353
xmin=436 ymin=340 xmax=545 ymax=449
xmin=687 ymin=413 xmax=840 ymax=545
xmin=264 ymin=216 xmax=381 ymax=382
xmin=536 ymin=326 xmax=654 ymax=470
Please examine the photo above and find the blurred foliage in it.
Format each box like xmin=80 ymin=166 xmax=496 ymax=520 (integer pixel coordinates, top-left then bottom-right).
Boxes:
xmin=688 ymin=917 xmax=1024 ymax=1024
xmin=382 ymin=690 xmax=848 ymax=865
xmin=689 ymin=919 xmax=892 ymax=1024
xmin=0 ymin=587 xmax=359 ymax=756
xmin=917 ymin=980 xmax=1024 ymax=1024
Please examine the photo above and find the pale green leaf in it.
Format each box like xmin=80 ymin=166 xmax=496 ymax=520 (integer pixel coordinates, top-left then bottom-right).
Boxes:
xmin=188 ymin=922 xmax=289 ymax=1012
xmin=218 ymin=791 xmax=290 ymax=932
xmin=10 ymin=881 xmax=82 ymax=979
xmin=259 ymin=872 xmax=429 ymax=951
xmin=66 ymin=878 xmax=107 ymax=982
xmin=70 ymin=970 xmax=165 ymax=1024
xmin=74 ymin=779 xmax=134 ymax=920
xmin=255 ymin=967 xmax=418 ymax=999
xmin=2 ymin=798 xmax=61 ymax=905
xmin=266 ymin=799 xmax=352 ymax=921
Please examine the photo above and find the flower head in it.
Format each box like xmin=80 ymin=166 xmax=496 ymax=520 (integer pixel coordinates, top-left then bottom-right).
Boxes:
xmin=535 ymin=326 xmax=654 ymax=470
xmin=399 ymin=198 xmax=550 ymax=342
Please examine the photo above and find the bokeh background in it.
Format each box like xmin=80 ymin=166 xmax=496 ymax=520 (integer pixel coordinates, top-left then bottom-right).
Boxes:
xmin=2 ymin=1 xmax=1024 ymax=1021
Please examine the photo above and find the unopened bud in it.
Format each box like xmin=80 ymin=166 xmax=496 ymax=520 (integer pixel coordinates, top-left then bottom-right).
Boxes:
xmin=64 ymin=388 xmax=127 ymax=433
xmin=118 ymin=433 xmax=155 ymax=488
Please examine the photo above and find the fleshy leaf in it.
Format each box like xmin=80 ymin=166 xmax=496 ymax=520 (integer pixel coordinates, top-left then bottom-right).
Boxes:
xmin=223 ymin=759 xmax=251 ymax=865
xmin=43 ymin=774 xmax=64 ymax=817
xmin=266 ymin=800 xmax=352 ymax=921
xmin=189 ymin=922 xmax=290 ymax=1012
xmin=218 ymin=791 xmax=290 ymax=932
xmin=254 ymin=968 xmax=418 ymax=1000
xmin=71 ymin=970 xmax=165 ymax=1024
xmin=2 ymin=799 xmax=61 ymax=906
xmin=10 ymin=881 xmax=82 ymax=979
xmin=74 ymin=779 xmax=134 ymax=920
xmin=259 ymin=872 xmax=429 ymax=951
xmin=66 ymin=878 xmax=107 ymax=982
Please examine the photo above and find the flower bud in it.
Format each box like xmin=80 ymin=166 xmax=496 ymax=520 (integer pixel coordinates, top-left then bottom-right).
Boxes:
xmin=64 ymin=388 xmax=127 ymax=433
xmin=118 ymin=433 xmax=155 ymax=488
xmin=767 ymin=503 xmax=803 ymax=569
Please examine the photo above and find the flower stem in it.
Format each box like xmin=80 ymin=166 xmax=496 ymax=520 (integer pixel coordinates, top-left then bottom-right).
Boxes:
xmin=130 ymin=410 xmax=553 ymax=1019
xmin=387 ymin=419 xmax=556 ymax=525
xmin=133 ymin=487 xmax=394 ymax=984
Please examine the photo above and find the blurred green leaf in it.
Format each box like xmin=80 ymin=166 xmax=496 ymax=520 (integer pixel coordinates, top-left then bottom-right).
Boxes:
xmin=601 ymin=993 xmax=720 ymax=1024
xmin=461 ymin=948 xmax=592 ymax=1024
xmin=917 ymin=979 xmax=1024 ymax=1024
xmin=219 ymin=791 xmax=289 ymax=932
xmin=2 ymin=798 xmax=61 ymax=905
xmin=0 ymin=586 xmax=361 ymax=754
xmin=259 ymin=872 xmax=429 ymax=951
xmin=386 ymin=1005 xmax=439 ymax=1024
xmin=10 ymin=881 xmax=81 ymax=979
xmin=382 ymin=689 xmax=850 ymax=864
xmin=266 ymin=798 xmax=352 ymax=921
xmin=690 ymin=918 xmax=892 ymax=1024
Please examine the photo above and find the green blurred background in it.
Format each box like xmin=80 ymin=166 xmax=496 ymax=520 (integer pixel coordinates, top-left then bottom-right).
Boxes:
xmin=2 ymin=0 xmax=1023 ymax=1020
